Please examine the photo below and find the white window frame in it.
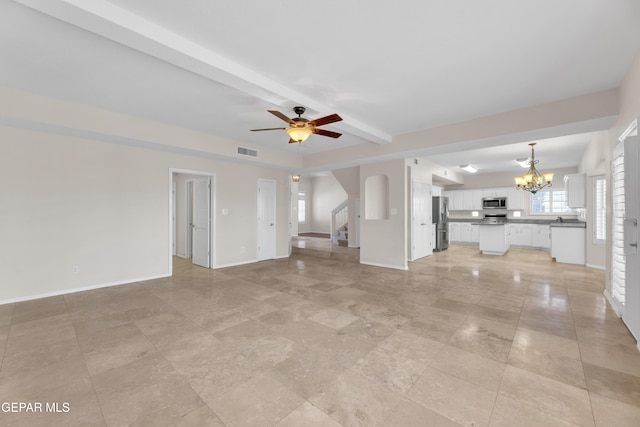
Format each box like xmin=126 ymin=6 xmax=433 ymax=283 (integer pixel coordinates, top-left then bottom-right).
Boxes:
xmin=297 ymin=192 xmax=306 ymax=224
xmin=529 ymin=188 xmax=573 ymax=215
xmin=593 ymin=176 xmax=606 ymax=245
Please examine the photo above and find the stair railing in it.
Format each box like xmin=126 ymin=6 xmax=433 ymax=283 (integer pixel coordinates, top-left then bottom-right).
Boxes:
xmin=330 ymin=199 xmax=349 ymax=242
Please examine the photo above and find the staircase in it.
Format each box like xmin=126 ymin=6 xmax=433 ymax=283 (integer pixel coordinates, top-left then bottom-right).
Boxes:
xmin=331 ymin=200 xmax=349 ymax=246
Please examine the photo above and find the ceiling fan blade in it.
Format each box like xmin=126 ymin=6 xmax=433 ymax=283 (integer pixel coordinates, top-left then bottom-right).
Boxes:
xmin=250 ymin=127 xmax=287 ymax=131
xmin=309 ymin=113 xmax=342 ymax=127
xmin=313 ymin=128 xmax=342 ymax=139
xmin=268 ymin=110 xmax=295 ymax=124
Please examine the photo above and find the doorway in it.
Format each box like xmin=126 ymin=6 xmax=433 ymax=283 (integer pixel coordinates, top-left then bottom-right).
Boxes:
xmin=170 ymin=170 xmax=216 ymax=274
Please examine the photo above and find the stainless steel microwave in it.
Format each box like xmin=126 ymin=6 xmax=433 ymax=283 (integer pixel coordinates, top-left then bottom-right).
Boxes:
xmin=482 ymin=197 xmax=507 ymax=209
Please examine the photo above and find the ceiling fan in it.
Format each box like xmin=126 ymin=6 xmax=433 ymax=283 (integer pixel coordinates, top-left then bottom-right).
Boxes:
xmin=251 ymin=106 xmax=342 ymax=143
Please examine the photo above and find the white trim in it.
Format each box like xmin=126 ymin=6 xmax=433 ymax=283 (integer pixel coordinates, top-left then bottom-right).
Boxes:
xmin=359 ymin=260 xmax=408 ymax=271
xmin=604 ymin=289 xmax=623 ymax=318
xmin=0 ymin=274 xmax=170 ymax=306
xmin=618 ymin=118 xmax=638 ymax=142
xmin=215 ymin=259 xmax=259 ymax=269
xmin=275 ymin=254 xmax=290 ymax=260
xmin=586 ymin=263 xmax=606 ymax=270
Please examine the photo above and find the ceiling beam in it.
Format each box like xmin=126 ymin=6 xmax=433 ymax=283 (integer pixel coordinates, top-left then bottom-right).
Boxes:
xmin=13 ymin=0 xmax=392 ymax=144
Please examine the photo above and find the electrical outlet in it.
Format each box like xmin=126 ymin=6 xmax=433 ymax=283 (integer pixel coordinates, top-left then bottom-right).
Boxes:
xmin=240 ymin=246 xmax=246 ymax=254
xmin=72 ymin=266 xmax=80 ymax=273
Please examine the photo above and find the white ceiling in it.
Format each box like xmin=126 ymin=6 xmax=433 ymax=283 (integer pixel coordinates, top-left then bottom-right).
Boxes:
xmin=2 ymin=0 xmax=639 ymax=172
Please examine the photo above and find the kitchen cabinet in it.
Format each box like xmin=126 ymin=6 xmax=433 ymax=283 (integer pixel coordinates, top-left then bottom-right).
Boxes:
xmin=471 ymin=190 xmax=484 ymax=210
xmin=446 ymin=187 xmax=523 ymax=211
xmin=449 ymin=222 xmax=479 ymax=244
xmin=483 ymin=188 xmax=502 ymax=198
xmin=444 ymin=190 xmax=486 ymax=211
xmin=550 ymin=224 xmax=586 ymax=264
xmin=449 ymin=223 xmax=462 ymax=242
xmin=564 ymin=174 xmax=586 ymax=208
xmin=533 ymin=224 xmax=551 ymax=249
xmin=508 ymin=224 xmax=533 ymax=247
xmin=470 ymin=224 xmax=479 ymax=243
xmin=479 ymin=224 xmax=510 ymax=255
xmin=506 ymin=187 xmax=525 ymax=210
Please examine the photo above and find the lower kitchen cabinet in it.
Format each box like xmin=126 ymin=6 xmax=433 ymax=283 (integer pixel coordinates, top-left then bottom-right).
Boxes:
xmin=449 ymin=223 xmax=479 ymax=244
xmin=550 ymin=226 xmax=586 ymax=264
xmin=533 ymin=225 xmax=551 ymax=249
xmin=508 ymin=224 xmax=533 ymax=247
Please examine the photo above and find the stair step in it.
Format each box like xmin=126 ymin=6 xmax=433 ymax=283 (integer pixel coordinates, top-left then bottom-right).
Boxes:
xmin=337 ymin=239 xmax=348 ymax=247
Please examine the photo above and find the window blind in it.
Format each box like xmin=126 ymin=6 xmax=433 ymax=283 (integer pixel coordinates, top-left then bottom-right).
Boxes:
xmin=593 ymin=176 xmax=606 ymax=244
xmin=612 ymin=151 xmax=626 ymax=308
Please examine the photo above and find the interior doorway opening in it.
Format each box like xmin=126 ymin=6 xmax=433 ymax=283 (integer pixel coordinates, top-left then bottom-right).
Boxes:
xmin=169 ymin=169 xmax=216 ymax=275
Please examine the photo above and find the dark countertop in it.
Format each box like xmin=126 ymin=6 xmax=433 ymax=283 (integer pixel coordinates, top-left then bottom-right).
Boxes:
xmin=549 ymin=222 xmax=587 ymax=228
xmin=450 ymin=218 xmax=586 ymax=226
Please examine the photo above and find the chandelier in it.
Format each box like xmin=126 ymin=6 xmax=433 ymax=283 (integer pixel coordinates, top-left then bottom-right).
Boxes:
xmin=514 ymin=143 xmax=554 ymax=194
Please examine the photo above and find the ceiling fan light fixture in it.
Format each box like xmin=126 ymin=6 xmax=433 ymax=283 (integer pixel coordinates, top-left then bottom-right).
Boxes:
xmin=287 ymin=127 xmax=312 ymax=143
xmin=459 ymin=164 xmax=478 ymax=173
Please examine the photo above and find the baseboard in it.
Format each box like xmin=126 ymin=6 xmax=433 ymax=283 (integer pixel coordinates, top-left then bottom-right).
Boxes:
xmin=214 ymin=259 xmax=259 ymax=269
xmin=603 ymin=289 xmax=623 ymax=318
xmin=360 ymin=260 xmax=409 ymax=271
xmin=586 ymin=263 xmax=606 ymax=270
xmin=0 ymin=273 xmax=170 ymax=306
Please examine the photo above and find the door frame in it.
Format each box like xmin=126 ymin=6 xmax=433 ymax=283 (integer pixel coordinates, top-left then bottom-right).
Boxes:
xmin=169 ymin=169 xmax=216 ymax=276
xmin=184 ymin=179 xmax=194 ymax=259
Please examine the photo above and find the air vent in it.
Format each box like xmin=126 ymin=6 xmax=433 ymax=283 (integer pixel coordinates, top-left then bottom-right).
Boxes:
xmin=237 ymin=146 xmax=259 ymax=158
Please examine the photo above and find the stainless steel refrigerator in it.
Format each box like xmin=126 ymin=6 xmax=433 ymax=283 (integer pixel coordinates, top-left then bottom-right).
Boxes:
xmin=432 ymin=196 xmax=449 ymax=251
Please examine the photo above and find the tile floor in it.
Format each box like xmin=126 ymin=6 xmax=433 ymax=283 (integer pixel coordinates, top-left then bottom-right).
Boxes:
xmin=1 ymin=245 xmax=640 ymax=426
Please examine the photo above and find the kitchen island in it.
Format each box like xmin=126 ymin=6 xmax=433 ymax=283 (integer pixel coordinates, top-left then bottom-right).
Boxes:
xmin=550 ymin=221 xmax=586 ymax=264
xmin=478 ymin=223 xmax=510 ymax=255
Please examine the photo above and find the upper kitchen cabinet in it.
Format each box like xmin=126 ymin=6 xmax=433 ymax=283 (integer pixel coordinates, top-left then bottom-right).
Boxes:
xmin=506 ymin=187 xmax=524 ymax=210
xmin=444 ymin=190 xmax=484 ymax=210
xmin=564 ymin=173 xmax=586 ymax=208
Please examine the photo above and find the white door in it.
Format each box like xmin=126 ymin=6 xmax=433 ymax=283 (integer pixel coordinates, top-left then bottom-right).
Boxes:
xmin=257 ymin=179 xmax=276 ymax=260
xmin=355 ymin=197 xmax=361 ymax=248
xmin=192 ymin=177 xmax=211 ymax=268
xmin=623 ymin=134 xmax=639 ymax=341
xmin=412 ymin=180 xmax=432 ymax=260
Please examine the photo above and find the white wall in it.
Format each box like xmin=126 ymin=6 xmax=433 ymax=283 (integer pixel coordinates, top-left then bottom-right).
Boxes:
xmin=0 ymin=125 xmax=292 ymax=303
xmin=307 ymin=175 xmax=347 ymax=233
xmin=360 ymin=159 xmax=407 ymax=270
xmin=578 ymin=131 xmax=609 ymax=269
xmin=296 ymin=178 xmax=312 ymax=234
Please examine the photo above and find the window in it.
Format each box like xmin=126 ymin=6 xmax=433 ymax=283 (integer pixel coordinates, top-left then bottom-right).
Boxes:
xmin=297 ymin=192 xmax=306 ymax=223
xmin=530 ymin=189 xmax=573 ymax=214
xmin=593 ymin=176 xmax=606 ymax=244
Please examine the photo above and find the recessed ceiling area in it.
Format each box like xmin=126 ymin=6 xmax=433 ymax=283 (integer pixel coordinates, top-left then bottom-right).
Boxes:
xmin=2 ymin=0 xmax=639 ymax=170
xmin=426 ymin=132 xmax=598 ymax=176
